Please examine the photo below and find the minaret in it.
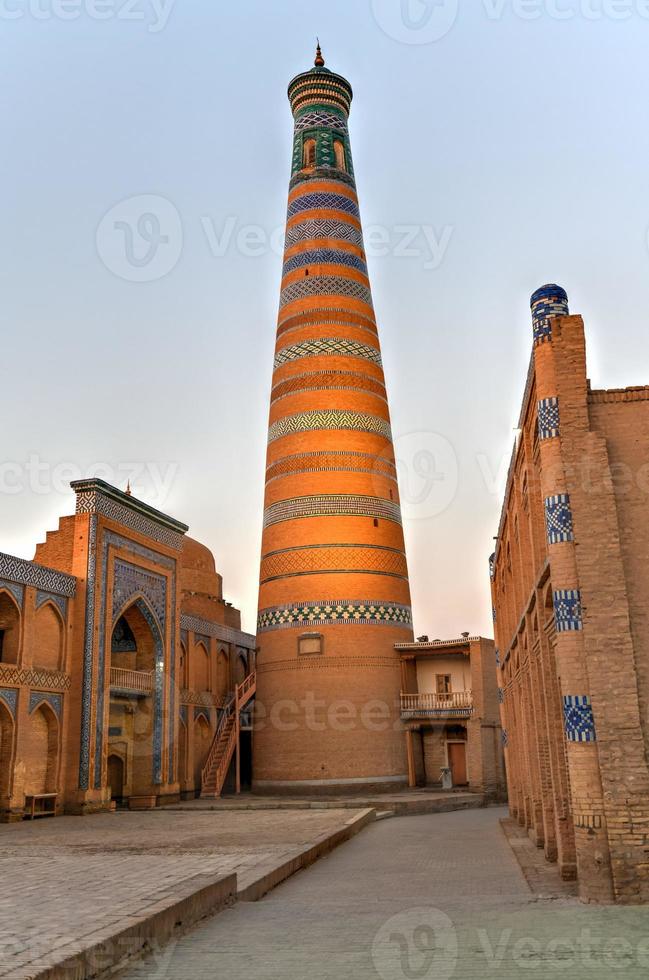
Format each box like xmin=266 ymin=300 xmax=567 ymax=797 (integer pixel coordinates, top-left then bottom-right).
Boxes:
xmin=254 ymin=47 xmax=414 ymax=793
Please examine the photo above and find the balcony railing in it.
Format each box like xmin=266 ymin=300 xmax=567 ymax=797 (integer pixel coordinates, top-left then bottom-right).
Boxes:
xmin=110 ymin=667 xmax=154 ymax=695
xmin=400 ymin=691 xmax=473 ymax=718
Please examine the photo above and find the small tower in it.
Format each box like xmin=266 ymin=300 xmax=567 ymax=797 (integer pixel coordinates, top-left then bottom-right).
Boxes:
xmin=253 ymin=48 xmax=414 ymax=793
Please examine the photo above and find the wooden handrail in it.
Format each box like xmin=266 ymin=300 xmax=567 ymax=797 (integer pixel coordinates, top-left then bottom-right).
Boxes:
xmin=400 ymin=691 xmax=473 ymax=712
xmin=109 ymin=667 xmax=154 ymax=693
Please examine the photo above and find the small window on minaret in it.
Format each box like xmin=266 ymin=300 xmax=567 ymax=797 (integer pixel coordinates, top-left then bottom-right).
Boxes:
xmin=334 ymin=140 xmax=346 ymax=172
xmin=304 ymin=138 xmax=316 ymax=168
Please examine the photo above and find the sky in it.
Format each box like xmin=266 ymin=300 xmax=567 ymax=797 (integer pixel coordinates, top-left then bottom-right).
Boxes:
xmin=2 ymin=0 xmax=649 ymax=637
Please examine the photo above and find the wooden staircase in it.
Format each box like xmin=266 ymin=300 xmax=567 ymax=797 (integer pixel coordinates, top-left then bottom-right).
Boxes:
xmin=201 ymin=671 xmax=256 ymax=798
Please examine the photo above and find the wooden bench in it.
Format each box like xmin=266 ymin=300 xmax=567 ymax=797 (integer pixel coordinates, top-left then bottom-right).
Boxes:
xmin=23 ymin=793 xmax=57 ymax=819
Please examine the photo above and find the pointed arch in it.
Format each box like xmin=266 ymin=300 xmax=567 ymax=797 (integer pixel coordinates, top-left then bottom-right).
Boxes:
xmin=33 ymin=600 xmax=65 ymax=671
xmin=0 ymin=699 xmax=15 ymax=803
xmin=0 ymin=590 xmax=21 ymax=665
xmin=24 ymin=701 xmax=59 ymax=796
xmin=194 ymin=640 xmax=211 ymax=693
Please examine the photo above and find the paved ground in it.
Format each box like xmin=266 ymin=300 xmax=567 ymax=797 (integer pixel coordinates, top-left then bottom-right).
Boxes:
xmin=0 ymin=808 xmax=364 ymax=979
xmin=120 ymin=807 xmax=649 ymax=980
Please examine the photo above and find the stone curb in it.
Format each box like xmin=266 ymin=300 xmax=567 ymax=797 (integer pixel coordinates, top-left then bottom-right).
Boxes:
xmin=237 ymin=807 xmax=376 ymax=902
xmin=1 ymin=872 xmax=237 ymax=980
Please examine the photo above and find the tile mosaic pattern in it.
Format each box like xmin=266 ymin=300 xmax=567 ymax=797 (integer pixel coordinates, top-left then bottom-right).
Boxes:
xmin=258 ymin=599 xmax=413 ymax=632
xmin=266 ymin=450 xmax=397 ymax=485
xmin=0 ymin=579 xmax=25 ymax=609
xmin=530 ymin=284 xmax=569 ymax=344
xmin=274 ymin=337 xmax=382 ymax=369
xmin=29 ymin=691 xmax=62 ymax=719
xmin=502 ymin=729 xmax=508 ymax=747
xmin=278 ymin=308 xmax=377 ymax=336
xmin=112 ymin=559 xmax=167 ymax=628
xmin=0 ymin=664 xmax=70 ymax=690
xmin=260 ymin=544 xmax=409 ymax=584
xmin=563 ymin=695 xmax=596 ymax=743
xmin=35 ymin=590 xmax=67 ymax=620
xmin=268 ymin=409 xmax=391 ymax=445
xmin=538 ymin=397 xmax=560 ymax=440
xmin=0 ymin=552 xmax=75 ymax=598
xmin=554 ymin=589 xmax=583 ymax=632
xmin=545 ymin=494 xmax=574 ymax=544
xmin=283 ymin=249 xmax=367 ymax=277
xmin=79 ymin=514 xmax=98 ymax=789
xmin=287 ymin=192 xmax=360 ymax=219
xmin=179 ymin=704 xmax=188 ymax=726
xmin=0 ymin=687 xmax=18 ymax=718
xmin=263 ymin=494 xmax=403 ymax=529
xmin=294 ymin=109 xmax=348 ymax=132
xmin=285 ymin=219 xmax=364 ymax=250
xmin=271 ymin=370 xmax=387 ymax=405
xmin=498 ymin=687 xmax=505 ymax=704
xmin=179 ymin=613 xmax=256 ymax=649
xmin=280 ymin=276 xmax=372 ymax=310
xmin=194 ymin=706 xmax=211 ymax=726
xmin=74 ymin=487 xmax=186 ymax=551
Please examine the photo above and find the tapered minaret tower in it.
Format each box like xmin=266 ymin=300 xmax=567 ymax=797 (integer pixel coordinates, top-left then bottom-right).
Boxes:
xmin=254 ymin=47 xmax=413 ymax=793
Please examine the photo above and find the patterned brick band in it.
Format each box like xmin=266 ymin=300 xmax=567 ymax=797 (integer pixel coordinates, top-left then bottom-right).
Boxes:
xmin=545 ymin=494 xmax=574 ymax=544
xmin=294 ymin=109 xmax=348 ymax=132
xmin=280 ymin=276 xmax=372 ymax=310
xmin=260 ymin=545 xmax=408 ymax=583
xmin=265 ymin=450 xmax=397 ymax=484
xmin=268 ymin=410 xmax=391 ymax=445
xmin=283 ymin=249 xmax=367 ymax=277
xmin=263 ymin=495 xmax=403 ymax=528
xmin=287 ymin=192 xmax=359 ymax=219
xmin=278 ymin=309 xmax=376 ymax=336
xmin=271 ymin=371 xmax=387 ymax=405
xmin=257 ymin=599 xmax=412 ymax=632
xmin=274 ymin=337 xmax=382 ymax=369
xmin=563 ymin=695 xmax=596 ymax=743
xmin=285 ymin=219 xmax=364 ymax=250
xmin=538 ymin=397 xmax=560 ymax=440
xmin=554 ymin=589 xmax=583 ymax=632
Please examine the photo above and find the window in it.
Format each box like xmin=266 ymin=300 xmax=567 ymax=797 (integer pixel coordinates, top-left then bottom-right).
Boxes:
xmin=436 ymin=674 xmax=452 ymax=696
xmin=333 ymin=140 xmax=346 ymax=171
xmin=298 ymin=633 xmax=323 ymax=656
xmin=303 ymin=138 xmax=316 ymax=168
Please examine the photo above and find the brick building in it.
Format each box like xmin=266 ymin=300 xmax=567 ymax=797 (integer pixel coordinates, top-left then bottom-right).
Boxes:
xmin=491 ymin=284 xmax=649 ymax=903
xmin=254 ymin=47 xmax=414 ymax=793
xmin=397 ymin=636 xmax=505 ymax=800
xmin=0 ymin=479 xmax=255 ymax=819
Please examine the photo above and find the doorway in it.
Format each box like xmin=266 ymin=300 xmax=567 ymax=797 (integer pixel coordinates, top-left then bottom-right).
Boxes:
xmin=447 ymin=741 xmax=467 ymax=786
xmin=108 ymin=754 xmax=125 ymax=804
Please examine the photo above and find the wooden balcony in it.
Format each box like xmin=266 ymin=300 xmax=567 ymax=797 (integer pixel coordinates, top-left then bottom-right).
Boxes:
xmin=110 ymin=667 xmax=154 ymax=696
xmin=400 ymin=691 xmax=473 ymax=719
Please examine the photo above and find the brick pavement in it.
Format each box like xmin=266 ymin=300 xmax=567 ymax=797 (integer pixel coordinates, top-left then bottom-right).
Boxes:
xmin=0 ymin=808 xmax=364 ymax=978
xmin=120 ymin=806 xmax=649 ymax=979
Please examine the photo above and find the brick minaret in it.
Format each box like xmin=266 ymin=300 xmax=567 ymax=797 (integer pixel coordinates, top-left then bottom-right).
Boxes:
xmin=253 ymin=48 xmax=413 ymax=793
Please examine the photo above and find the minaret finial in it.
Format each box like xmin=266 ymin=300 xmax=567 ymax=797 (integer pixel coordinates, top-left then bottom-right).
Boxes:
xmin=125 ymin=480 xmax=132 ymax=497
xmin=315 ymin=39 xmax=325 ymax=67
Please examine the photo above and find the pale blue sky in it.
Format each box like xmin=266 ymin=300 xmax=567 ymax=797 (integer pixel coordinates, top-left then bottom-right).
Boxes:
xmin=2 ymin=0 xmax=649 ymax=636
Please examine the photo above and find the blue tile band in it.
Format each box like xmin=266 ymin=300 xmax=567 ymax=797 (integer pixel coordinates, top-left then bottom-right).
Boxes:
xmin=531 ymin=284 xmax=569 ymax=344
xmin=538 ymin=397 xmax=560 ymax=440
xmin=563 ymin=695 xmax=596 ymax=743
xmin=545 ymin=494 xmax=574 ymax=544
xmin=554 ymin=589 xmax=583 ymax=632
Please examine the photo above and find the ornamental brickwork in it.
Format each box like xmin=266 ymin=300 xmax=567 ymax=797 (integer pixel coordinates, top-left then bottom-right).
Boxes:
xmin=253 ymin=50 xmax=413 ymax=793
xmin=491 ymin=285 xmax=649 ymax=904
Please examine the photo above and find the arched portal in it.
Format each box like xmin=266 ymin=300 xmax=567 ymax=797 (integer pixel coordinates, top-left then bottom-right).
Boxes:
xmin=0 ymin=592 xmax=21 ymax=665
xmin=234 ymin=654 xmax=247 ymax=686
xmin=108 ymin=754 xmax=125 ymax=803
xmin=24 ymin=703 xmax=59 ymax=796
xmin=0 ymin=700 xmax=15 ymax=803
xmin=33 ymin=602 xmax=64 ymax=671
xmin=178 ymin=719 xmax=188 ymax=785
xmin=193 ymin=715 xmax=212 ymax=792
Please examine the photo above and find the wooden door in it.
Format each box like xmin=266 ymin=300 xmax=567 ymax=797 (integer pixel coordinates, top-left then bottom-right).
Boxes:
xmin=448 ymin=742 xmax=467 ymax=786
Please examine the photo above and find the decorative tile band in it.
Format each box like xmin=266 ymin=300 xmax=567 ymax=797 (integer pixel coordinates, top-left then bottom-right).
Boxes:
xmin=287 ymin=192 xmax=359 ymax=219
xmin=502 ymin=729 xmax=508 ymax=747
xmin=545 ymin=494 xmax=574 ymax=544
xmin=179 ymin=613 xmax=256 ymax=649
xmin=278 ymin=308 xmax=376 ymax=336
xmin=266 ymin=450 xmax=397 ymax=485
xmin=0 ymin=579 xmax=25 ymax=609
xmin=280 ymin=276 xmax=372 ymax=310
xmin=74 ymin=485 xmax=187 ymax=550
xmin=0 ymin=688 xmax=18 ymax=718
xmin=260 ymin=545 xmax=408 ymax=584
xmin=498 ymin=687 xmax=505 ymax=704
xmin=274 ymin=337 xmax=382 ymax=369
xmin=0 ymin=552 xmax=76 ymax=598
xmin=294 ymin=108 xmax=348 ymax=132
xmin=538 ymin=397 xmax=560 ymax=440
xmin=263 ymin=495 xmax=402 ymax=529
xmin=112 ymin=559 xmax=167 ymax=628
xmin=0 ymin=664 xmax=71 ymax=690
xmin=531 ymin=284 xmax=569 ymax=345
xmin=29 ymin=691 xmax=62 ymax=719
xmin=271 ymin=371 xmax=386 ymax=405
xmin=285 ymin=219 xmax=364 ymax=250
xmin=268 ymin=410 xmax=391 ymax=445
xmin=495 ymin=648 xmax=500 ymax=666
xmin=283 ymin=249 xmax=367 ymax=277
xmin=563 ymin=695 xmax=596 ymax=743
xmin=554 ymin=589 xmax=583 ymax=632
xmin=258 ymin=599 xmax=412 ymax=633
